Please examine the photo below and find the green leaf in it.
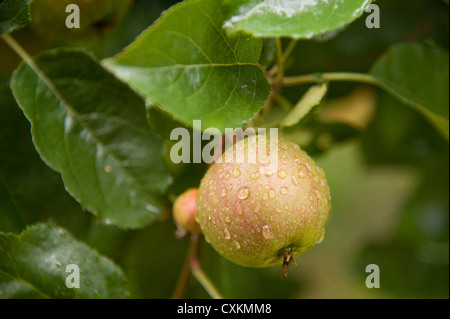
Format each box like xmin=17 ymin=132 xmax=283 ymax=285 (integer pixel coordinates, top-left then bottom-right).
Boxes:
xmin=223 ymin=0 xmax=372 ymax=39
xmin=0 ymin=223 xmax=128 ymax=298
xmin=0 ymin=74 xmax=91 ymax=236
xmin=11 ymin=49 xmax=171 ymax=229
xmin=0 ymin=0 xmax=32 ymax=34
xmin=280 ymin=83 xmax=327 ymax=127
xmin=146 ymin=102 xmax=187 ymax=141
xmin=370 ymin=43 xmax=449 ymax=140
xmin=103 ymin=0 xmax=271 ymax=133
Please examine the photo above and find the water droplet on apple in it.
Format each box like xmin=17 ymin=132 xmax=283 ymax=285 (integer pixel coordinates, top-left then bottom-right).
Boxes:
xmin=237 ymin=186 xmax=249 ymax=200
xmin=262 ymin=225 xmax=273 ymax=239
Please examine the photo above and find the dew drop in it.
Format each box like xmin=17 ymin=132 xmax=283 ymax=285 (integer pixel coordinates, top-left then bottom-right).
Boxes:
xmin=221 ymin=188 xmax=227 ymax=197
xmin=263 ymin=193 xmax=269 ymax=200
xmin=268 ymin=189 xmax=275 ymax=199
xmin=233 ymin=166 xmax=241 ymax=178
xmin=278 ymin=169 xmax=288 ymax=179
xmin=250 ymin=172 xmax=260 ymax=180
xmin=280 ymin=187 xmax=288 ymax=195
xmin=262 ymin=225 xmax=273 ymax=239
xmin=257 ymin=184 xmax=262 ymax=191
xmin=284 ymin=204 xmax=289 ymax=210
xmin=238 ymin=186 xmax=250 ymax=200
xmin=298 ymin=170 xmax=306 ymax=178
xmin=265 ymin=169 xmax=274 ymax=177
xmin=225 ymin=216 xmax=232 ymax=223
xmin=281 ymin=159 xmax=288 ymax=165
xmin=224 ymin=173 xmax=231 ymax=180
xmin=276 ymin=207 xmax=282 ymax=213
xmin=233 ymin=240 xmax=241 ymax=249
xmin=292 ymin=176 xmax=299 ymax=186
xmin=224 ymin=228 xmax=231 ymax=239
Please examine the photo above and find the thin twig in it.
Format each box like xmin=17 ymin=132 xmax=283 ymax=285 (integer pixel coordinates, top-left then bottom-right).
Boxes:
xmin=171 ymin=233 xmax=200 ymax=299
xmin=282 ymin=72 xmax=380 ymax=87
xmin=281 ymin=38 xmax=298 ymax=63
xmin=171 ymin=233 xmax=224 ymax=299
xmin=191 ymin=255 xmax=224 ymax=299
xmin=1 ymin=34 xmax=42 ymax=78
xmin=274 ymin=37 xmax=284 ymax=85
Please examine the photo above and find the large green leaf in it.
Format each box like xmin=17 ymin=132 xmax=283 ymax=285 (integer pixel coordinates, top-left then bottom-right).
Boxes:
xmin=370 ymin=43 xmax=449 ymax=140
xmin=223 ymin=0 xmax=372 ymax=39
xmin=11 ymin=49 xmax=171 ymax=229
xmin=103 ymin=0 xmax=271 ymax=132
xmin=0 ymin=223 xmax=128 ymax=298
xmin=0 ymin=0 xmax=32 ymax=34
xmin=0 ymin=74 xmax=91 ymax=236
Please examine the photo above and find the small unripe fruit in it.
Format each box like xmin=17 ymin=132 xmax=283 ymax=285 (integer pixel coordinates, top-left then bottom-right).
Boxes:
xmin=173 ymin=188 xmax=201 ymax=236
xmin=196 ymin=136 xmax=331 ymax=272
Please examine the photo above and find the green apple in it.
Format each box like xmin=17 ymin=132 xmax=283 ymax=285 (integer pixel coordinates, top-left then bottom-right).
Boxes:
xmin=196 ymin=135 xmax=331 ymax=275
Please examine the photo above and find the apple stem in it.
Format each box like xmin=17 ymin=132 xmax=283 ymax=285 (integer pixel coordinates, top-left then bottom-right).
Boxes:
xmin=281 ymin=247 xmax=297 ymax=278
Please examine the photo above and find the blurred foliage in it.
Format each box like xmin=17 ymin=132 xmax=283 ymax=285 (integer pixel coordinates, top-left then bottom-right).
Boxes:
xmin=0 ymin=0 xmax=448 ymax=298
xmin=283 ymin=0 xmax=449 ymax=101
